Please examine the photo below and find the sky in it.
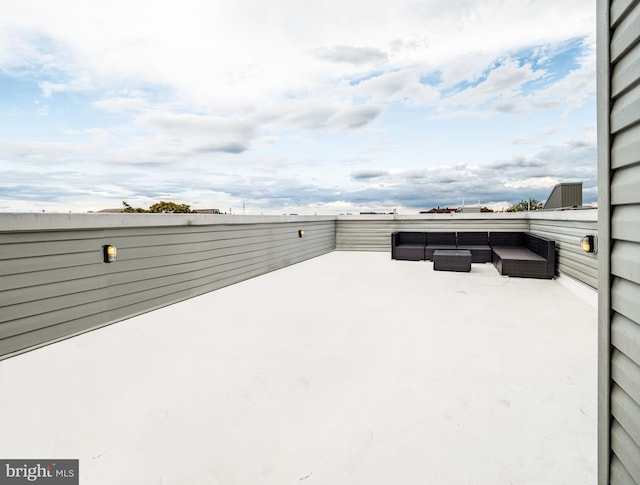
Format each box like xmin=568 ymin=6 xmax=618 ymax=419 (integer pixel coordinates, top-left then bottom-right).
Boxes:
xmin=0 ymin=0 xmax=597 ymax=214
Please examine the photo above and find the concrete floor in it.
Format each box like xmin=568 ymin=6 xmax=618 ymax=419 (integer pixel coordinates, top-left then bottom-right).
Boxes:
xmin=0 ymin=252 xmax=597 ymax=484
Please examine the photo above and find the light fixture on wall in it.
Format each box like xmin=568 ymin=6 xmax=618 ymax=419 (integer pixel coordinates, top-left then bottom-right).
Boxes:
xmin=581 ymin=235 xmax=596 ymax=253
xmin=103 ymin=244 xmax=117 ymax=263
xmin=298 ymin=230 xmax=305 ymax=238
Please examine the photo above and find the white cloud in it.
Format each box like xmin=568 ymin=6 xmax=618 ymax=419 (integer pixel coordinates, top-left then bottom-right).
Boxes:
xmin=92 ymin=97 xmax=150 ymax=113
xmin=441 ymin=58 xmax=545 ymax=109
xmin=271 ymin=99 xmax=383 ymax=131
xmin=505 ymin=176 xmax=559 ymax=189
xmin=0 ymin=0 xmax=596 ymax=213
xmin=0 ymin=0 xmax=593 ymax=105
xmin=508 ymin=128 xmax=561 ymax=145
xmin=527 ymin=40 xmax=597 ymax=111
xmin=0 ymin=140 xmax=90 ymax=161
xmin=352 ymin=69 xmax=439 ymax=105
xmin=310 ymin=45 xmax=388 ymax=65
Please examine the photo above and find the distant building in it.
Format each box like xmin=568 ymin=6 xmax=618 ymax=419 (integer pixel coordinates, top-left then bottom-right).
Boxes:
xmin=458 ymin=206 xmax=481 ymax=213
xmin=94 ymin=208 xmax=222 ymax=214
xmin=421 ymin=207 xmax=458 ymax=214
xmin=420 ymin=206 xmax=493 ymax=214
xmin=543 ymin=182 xmax=583 ymax=210
xmin=192 ymin=209 xmax=222 ymax=214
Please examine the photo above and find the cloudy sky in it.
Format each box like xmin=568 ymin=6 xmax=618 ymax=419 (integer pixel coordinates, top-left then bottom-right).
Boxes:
xmin=0 ymin=0 xmax=596 ymax=214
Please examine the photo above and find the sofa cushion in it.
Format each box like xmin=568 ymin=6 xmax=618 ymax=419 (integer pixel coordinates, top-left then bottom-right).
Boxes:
xmin=492 ymin=246 xmax=545 ymax=261
xmin=395 ymin=232 xmax=427 ymax=246
xmin=490 ymin=232 xmax=523 ymax=246
xmin=457 ymin=245 xmax=492 ymax=263
xmin=457 ymin=232 xmax=489 ymax=245
xmin=427 ymin=232 xmax=456 ymax=245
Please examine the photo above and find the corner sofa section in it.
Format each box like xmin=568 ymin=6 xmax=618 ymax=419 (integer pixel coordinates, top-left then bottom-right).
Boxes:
xmin=490 ymin=232 xmax=555 ymax=279
xmin=391 ymin=232 xmax=427 ymax=261
xmin=391 ymin=231 xmax=555 ymax=279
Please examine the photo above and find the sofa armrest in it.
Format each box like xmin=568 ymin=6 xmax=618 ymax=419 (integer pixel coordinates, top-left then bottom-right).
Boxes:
xmin=525 ymin=233 xmax=556 ymax=278
xmin=391 ymin=232 xmax=398 ymax=259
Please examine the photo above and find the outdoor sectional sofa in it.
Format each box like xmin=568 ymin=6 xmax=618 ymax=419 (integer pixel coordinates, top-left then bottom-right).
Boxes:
xmin=391 ymin=231 xmax=555 ymax=279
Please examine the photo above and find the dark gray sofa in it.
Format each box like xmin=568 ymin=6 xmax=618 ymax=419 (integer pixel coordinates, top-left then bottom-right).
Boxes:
xmin=490 ymin=232 xmax=555 ymax=279
xmin=391 ymin=230 xmax=556 ymax=279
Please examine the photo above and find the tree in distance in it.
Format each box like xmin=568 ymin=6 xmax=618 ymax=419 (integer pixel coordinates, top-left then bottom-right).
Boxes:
xmin=122 ymin=201 xmax=193 ymax=213
xmin=506 ymin=198 xmax=543 ymax=212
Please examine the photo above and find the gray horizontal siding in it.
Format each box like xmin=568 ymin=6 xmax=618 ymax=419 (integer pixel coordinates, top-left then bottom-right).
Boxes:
xmin=611 ymin=419 xmax=640 ymax=484
xmin=612 ymin=123 xmax=640 ymax=169
xmin=611 ymin=384 xmax=640 ymax=451
xmin=610 ymin=453 xmax=636 ymax=485
xmin=610 ymin=346 xmax=640 ymax=483
xmin=528 ymin=215 xmax=599 ymax=289
xmin=611 ymin=0 xmax=637 ymax=27
xmin=611 ymin=0 xmax=640 ymax=62
xmin=611 ymin=83 xmax=640 ymax=134
xmin=0 ymin=216 xmax=335 ymax=359
xmin=336 ymin=214 xmax=528 ymax=252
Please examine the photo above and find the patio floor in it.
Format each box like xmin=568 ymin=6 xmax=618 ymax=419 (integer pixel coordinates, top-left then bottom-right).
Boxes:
xmin=0 ymin=251 xmax=597 ymax=484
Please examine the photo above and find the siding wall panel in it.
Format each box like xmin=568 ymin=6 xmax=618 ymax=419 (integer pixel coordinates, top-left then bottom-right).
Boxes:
xmin=611 ymin=384 xmax=640 ymax=449
xmin=611 ymin=3 xmax=640 ymax=61
xmin=1 ymin=238 xmax=333 ymax=326
xmin=610 ymin=454 xmax=636 ymax=485
xmin=612 ymin=205 xmax=640 ymax=242
xmin=612 ymin=278 xmax=640 ymax=325
xmin=336 ymin=215 xmax=529 ymax=252
xmin=611 ymin=165 xmax=640 ymax=205
xmin=611 ymin=122 xmax=640 ymax=168
xmin=612 ymin=39 xmax=640 ymax=97
xmin=0 ymin=216 xmax=335 ymax=359
xmin=612 ymin=313 xmax=640 ymax=366
xmin=528 ymin=214 xmax=599 ymax=289
xmin=611 ymin=420 xmax=640 ymax=483
xmin=0 ymin=253 xmax=101 ymax=278
xmin=611 ymin=0 xmax=638 ymax=26
xmin=612 ymin=241 xmax=640 ymax=285
xmin=611 ymin=85 xmax=640 ymax=133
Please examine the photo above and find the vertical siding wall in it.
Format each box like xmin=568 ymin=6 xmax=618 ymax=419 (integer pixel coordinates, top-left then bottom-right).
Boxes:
xmin=336 ymin=212 xmax=598 ymax=288
xmin=0 ymin=214 xmax=335 ymax=360
xmin=599 ymin=0 xmax=640 ymax=483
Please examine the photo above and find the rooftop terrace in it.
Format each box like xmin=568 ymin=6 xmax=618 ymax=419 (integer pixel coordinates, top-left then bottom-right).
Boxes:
xmin=0 ymin=251 xmax=597 ymax=484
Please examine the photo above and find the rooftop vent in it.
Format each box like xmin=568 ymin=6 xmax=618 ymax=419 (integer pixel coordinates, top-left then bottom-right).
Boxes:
xmin=543 ymin=182 xmax=583 ymax=210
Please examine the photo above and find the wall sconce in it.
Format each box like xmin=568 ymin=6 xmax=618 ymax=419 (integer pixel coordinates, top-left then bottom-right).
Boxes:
xmin=103 ymin=244 xmax=117 ymax=263
xmin=581 ymin=235 xmax=596 ymax=253
xmin=298 ymin=230 xmax=305 ymax=238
